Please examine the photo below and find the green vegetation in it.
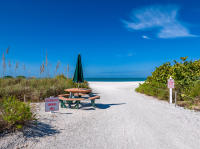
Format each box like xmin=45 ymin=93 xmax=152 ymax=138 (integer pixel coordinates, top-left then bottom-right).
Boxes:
xmin=0 ymin=47 xmax=89 ymax=102
xmin=0 ymin=47 xmax=89 ymax=133
xmin=16 ymin=76 xmax=26 ymax=79
xmin=136 ymin=57 xmax=200 ymax=110
xmin=0 ymin=75 xmax=89 ymax=102
xmin=0 ymin=97 xmax=35 ymax=132
xmin=0 ymin=75 xmax=89 ymax=133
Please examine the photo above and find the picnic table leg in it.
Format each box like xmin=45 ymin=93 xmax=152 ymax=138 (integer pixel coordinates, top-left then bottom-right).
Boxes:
xmin=60 ymin=100 xmax=67 ymax=108
xmin=70 ymin=92 xmax=73 ymax=98
xmin=60 ymin=100 xmax=63 ymax=108
xmin=91 ymin=99 xmax=95 ymax=107
xmin=67 ymin=101 xmax=72 ymax=108
xmin=75 ymin=101 xmax=80 ymax=109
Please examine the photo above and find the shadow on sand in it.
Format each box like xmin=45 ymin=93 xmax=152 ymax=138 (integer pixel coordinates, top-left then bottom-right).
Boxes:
xmin=95 ymin=103 xmax=126 ymax=109
xmin=80 ymin=103 xmax=126 ymax=110
xmin=22 ymin=121 xmax=60 ymax=138
xmin=54 ymin=112 xmax=72 ymax=115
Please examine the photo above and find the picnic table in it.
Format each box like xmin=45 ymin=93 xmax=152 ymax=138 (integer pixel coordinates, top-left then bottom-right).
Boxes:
xmin=65 ymin=88 xmax=92 ymax=95
xmin=59 ymin=88 xmax=100 ymax=109
xmin=64 ymin=88 xmax=92 ymax=98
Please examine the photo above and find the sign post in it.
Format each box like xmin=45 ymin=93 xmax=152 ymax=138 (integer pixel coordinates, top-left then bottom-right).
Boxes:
xmin=168 ymin=77 xmax=174 ymax=104
xmin=45 ymin=97 xmax=59 ymax=112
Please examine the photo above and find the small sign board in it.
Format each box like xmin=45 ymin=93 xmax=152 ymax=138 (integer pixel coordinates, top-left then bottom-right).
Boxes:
xmin=45 ymin=97 xmax=59 ymax=112
xmin=168 ymin=78 xmax=174 ymax=89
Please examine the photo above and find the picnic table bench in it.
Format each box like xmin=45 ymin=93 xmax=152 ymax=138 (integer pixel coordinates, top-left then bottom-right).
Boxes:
xmin=88 ymin=96 xmax=100 ymax=107
xmin=58 ymin=94 xmax=70 ymax=97
xmin=59 ymin=95 xmax=100 ymax=109
xmin=59 ymin=97 xmax=85 ymax=109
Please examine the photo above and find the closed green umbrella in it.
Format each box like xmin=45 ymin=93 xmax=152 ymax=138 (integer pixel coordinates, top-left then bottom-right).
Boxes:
xmin=73 ymin=54 xmax=84 ymax=84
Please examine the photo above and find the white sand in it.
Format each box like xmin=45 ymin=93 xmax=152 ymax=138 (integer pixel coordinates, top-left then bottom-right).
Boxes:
xmin=1 ymin=81 xmax=200 ymax=149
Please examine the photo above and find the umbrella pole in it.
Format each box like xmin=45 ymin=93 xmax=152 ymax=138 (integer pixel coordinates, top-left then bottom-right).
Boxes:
xmin=78 ymin=83 xmax=79 ymax=97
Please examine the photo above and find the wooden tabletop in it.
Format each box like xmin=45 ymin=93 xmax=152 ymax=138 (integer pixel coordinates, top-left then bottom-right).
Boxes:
xmin=64 ymin=88 xmax=92 ymax=93
xmin=59 ymin=97 xmax=85 ymax=101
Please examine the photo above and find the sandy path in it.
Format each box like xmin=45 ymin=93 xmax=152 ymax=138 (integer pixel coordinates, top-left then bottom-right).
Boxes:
xmin=1 ymin=82 xmax=200 ymax=149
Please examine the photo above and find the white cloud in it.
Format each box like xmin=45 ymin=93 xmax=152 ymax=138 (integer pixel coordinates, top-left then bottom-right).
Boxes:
xmin=142 ymin=35 xmax=151 ymax=39
xmin=116 ymin=52 xmax=134 ymax=57
xmin=123 ymin=5 xmax=196 ymax=38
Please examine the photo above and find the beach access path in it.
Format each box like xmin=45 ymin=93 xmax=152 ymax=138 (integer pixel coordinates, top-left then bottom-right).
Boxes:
xmin=1 ymin=82 xmax=200 ymax=149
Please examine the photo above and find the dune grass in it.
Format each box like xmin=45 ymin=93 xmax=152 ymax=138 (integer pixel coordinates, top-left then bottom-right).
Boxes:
xmin=0 ymin=75 xmax=89 ymax=102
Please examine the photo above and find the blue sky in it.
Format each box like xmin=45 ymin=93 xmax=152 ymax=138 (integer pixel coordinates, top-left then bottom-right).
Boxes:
xmin=0 ymin=0 xmax=200 ymax=78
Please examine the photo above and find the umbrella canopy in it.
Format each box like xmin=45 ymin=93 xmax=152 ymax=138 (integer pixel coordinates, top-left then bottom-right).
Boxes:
xmin=73 ymin=54 xmax=84 ymax=83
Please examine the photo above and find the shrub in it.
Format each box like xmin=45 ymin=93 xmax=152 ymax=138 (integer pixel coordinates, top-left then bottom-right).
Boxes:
xmin=0 ymin=97 xmax=35 ymax=132
xmin=190 ymin=80 xmax=200 ymax=98
xmin=3 ymin=75 xmax=13 ymax=79
xmin=136 ymin=57 xmax=200 ymax=105
xmin=72 ymin=80 xmax=89 ymax=89
xmin=16 ymin=76 xmax=26 ymax=79
xmin=55 ymin=74 xmax=67 ymax=80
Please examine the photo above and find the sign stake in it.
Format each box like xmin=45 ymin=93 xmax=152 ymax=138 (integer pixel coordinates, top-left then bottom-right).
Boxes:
xmin=170 ymin=87 xmax=172 ymax=104
xmin=175 ymin=91 xmax=177 ymax=107
xmin=168 ymin=76 xmax=174 ymax=104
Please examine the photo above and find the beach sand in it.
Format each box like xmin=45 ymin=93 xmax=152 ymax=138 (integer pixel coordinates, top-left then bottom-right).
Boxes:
xmin=1 ymin=81 xmax=200 ymax=149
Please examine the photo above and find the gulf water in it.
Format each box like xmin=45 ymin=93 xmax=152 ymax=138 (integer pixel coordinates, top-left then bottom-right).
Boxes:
xmin=85 ymin=78 xmax=146 ymax=82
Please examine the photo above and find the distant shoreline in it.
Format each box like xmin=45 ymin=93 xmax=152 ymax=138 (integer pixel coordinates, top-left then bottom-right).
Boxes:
xmin=85 ymin=78 xmax=146 ymax=82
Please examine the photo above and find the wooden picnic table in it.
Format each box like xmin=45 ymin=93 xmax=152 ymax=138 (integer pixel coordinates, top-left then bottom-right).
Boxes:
xmin=64 ymin=88 xmax=92 ymax=94
xmin=59 ymin=95 xmax=100 ymax=109
xmin=58 ymin=88 xmax=99 ymax=109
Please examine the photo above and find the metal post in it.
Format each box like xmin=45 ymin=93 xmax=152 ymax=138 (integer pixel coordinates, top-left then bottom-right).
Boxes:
xmin=169 ymin=76 xmax=173 ymax=104
xmin=175 ymin=91 xmax=177 ymax=107
xmin=169 ymin=88 xmax=172 ymax=104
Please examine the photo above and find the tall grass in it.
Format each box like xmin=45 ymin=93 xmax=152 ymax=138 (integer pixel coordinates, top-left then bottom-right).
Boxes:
xmin=2 ymin=52 xmax=6 ymax=77
xmin=0 ymin=76 xmax=89 ymax=102
xmin=0 ymin=47 xmax=89 ymax=102
xmin=55 ymin=61 xmax=60 ymax=76
xmin=0 ymin=47 xmax=88 ymax=133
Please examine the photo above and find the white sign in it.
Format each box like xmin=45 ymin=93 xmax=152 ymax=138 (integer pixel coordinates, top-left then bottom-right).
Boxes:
xmin=168 ymin=78 xmax=174 ymax=89
xmin=45 ymin=97 xmax=59 ymax=112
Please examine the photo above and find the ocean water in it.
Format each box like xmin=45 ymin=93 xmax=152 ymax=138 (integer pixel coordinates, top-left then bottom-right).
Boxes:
xmin=85 ymin=78 xmax=146 ymax=82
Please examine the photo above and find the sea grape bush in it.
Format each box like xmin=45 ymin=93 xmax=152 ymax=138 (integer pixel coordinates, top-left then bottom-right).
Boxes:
xmin=0 ymin=97 xmax=35 ymax=132
xmin=136 ymin=57 xmax=200 ymax=108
